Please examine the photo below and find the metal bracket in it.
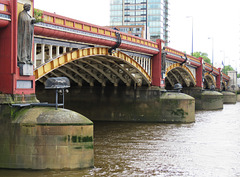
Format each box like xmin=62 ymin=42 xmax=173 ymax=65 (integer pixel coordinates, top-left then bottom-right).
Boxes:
xmin=108 ymin=31 xmax=121 ymax=55
xmin=180 ymin=54 xmax=188 ymax=66
xmin=208 ymin=66 xmax=214 ymax=74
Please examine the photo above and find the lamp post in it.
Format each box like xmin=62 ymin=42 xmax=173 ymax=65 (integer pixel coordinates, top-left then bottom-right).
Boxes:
xmin=220 ymin=50 xmax=225 ymax=68
xmin=186 ymin=16 xmax=193 ymax=55
xmin=208 ymin=37 xmax=214 ymax=67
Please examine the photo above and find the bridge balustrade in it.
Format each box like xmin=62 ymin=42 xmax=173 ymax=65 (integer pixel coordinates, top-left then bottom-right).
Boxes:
xmin=40 ymin=11 xmax=158 ymax=53
xmin=34 ymin=43 xmax=73 ymax=68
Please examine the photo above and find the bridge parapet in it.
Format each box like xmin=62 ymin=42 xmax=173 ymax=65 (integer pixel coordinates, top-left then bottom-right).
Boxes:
xmin=163 ymin=47 xmax=201 ymax=67
xmin=204 ymin=62 xmax=219 ymax=75
xmin=222 ymin=72 xmax=230 ymax=81
xmin=0 ymin=0 xmax=10 ymax=28
xmin=34 ymin=10 xmax=159 ymax=55
xmin=0 ymin=1 xmax=10 ymax=14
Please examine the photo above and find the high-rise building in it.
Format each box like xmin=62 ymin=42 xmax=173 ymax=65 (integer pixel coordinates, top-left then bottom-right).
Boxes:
xmin=110 ymin=0 xmax=169 ymax=44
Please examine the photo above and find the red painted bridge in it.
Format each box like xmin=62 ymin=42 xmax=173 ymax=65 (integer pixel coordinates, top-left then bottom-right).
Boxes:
xmin=0 ymin=0 xmax=230 ymax=96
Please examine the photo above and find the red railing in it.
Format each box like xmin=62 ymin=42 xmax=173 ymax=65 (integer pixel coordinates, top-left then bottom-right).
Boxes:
xmin=222 ymin=72 xmax=230 ymax=81
xmin=0 ymin=0 xmax=10 ymax=28
xmin=164 ymin=47 xmax=201 ymax=67
xmin=33 ymin=10 xmax=159 ymax=55
xmin=0 ymin=0 xmax=10 ymax=15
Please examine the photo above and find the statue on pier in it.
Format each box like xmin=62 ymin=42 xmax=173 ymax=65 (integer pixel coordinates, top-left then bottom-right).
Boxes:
xmin=17 ymin=3 xmax=36 ymax=65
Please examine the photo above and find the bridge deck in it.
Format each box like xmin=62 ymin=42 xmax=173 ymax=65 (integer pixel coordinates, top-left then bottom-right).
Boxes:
xmin=34 ymin=10 xmax=159 ymax=55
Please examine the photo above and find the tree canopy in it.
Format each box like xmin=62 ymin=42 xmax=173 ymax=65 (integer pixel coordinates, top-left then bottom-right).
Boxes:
xmin=222 ymin=65 xmax=234 ymax=75
xmin=192 ymin=52 xmax=211 ymax=64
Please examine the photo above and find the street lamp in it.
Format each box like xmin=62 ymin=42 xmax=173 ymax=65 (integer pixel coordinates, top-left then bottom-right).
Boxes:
xmin=208 ymin=37 xmax=214 ymax=67
xmin=186 ymin=16 xmax=193 ymax=55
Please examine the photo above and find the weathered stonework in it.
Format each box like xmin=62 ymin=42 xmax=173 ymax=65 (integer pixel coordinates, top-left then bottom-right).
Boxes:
xmin=222 ymin=91 xmax=237 ymax=104
xmin=36 ymin=86 xmax=195 ymax=123
xmin=183 ymin=88 xmax=223 ymax=110
xmin=237 ymin=94 xmax=240 ymax=102
xmin=0 ymin=106 xmax=94 ymax=170
xmin=0 ymin=94 xmax=39 ymax=104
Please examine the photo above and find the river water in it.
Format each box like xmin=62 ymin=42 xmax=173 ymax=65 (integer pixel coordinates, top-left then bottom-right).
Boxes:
xmin=1 ymin=103 xmax=240 ymax=177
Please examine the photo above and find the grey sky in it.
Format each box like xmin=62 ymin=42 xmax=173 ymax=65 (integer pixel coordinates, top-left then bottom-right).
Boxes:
xmin=35 ymin=0 xmax=240 ymax=71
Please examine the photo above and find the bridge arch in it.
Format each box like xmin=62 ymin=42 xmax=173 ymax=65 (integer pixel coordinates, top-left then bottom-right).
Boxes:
xmin=204 ymin=73 xmax=216 ymax=89
xmin=221 ymin=81 xmax=227 ymax=91
xmin=165 ymin=63 xmax=196 ymax=89
xmin=34 ymin=47 xmax=151 ymax=87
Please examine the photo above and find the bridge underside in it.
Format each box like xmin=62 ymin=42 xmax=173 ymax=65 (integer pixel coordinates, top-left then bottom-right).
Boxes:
xmin=204 ymin=74 xmax=216 ymax=89
xmin=35 ymin=47 xmax=151 ymax=87
xmin=164 ymin=63 xmax=222 ymax=91
xmin=165 ymin=66 xmax=196 ymax=90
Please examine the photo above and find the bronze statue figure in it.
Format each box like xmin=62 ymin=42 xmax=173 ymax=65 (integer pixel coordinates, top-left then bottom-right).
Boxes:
xmin=17 ymin=3 xmax=36 ymax=65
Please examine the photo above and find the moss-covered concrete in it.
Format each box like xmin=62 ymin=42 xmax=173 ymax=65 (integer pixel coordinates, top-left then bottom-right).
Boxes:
xmin=0 ymin=105 xmax=94 ymax=170
xmin=159 ymin=92 xmax=195 ymax=123
xmin=237 ymin=94 xmax=240 ymax=102
xmin=199 ymin=91 xmax=223 ymax=110
xmin=183 ymin=88 xmax=223 ymax=110
xmin=36 ymin=86 xmax=195 ymax=123
xmin=0 ymin=94 xmax=39 ymax=104
xmin=222 ymin=91 xmax=237 ymax=104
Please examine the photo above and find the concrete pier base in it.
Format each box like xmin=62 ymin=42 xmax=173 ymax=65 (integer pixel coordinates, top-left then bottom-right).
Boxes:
xmin=222 ymin=91 xmax=236 ymax=104
xmin=183 ymin=88 xmax=223 ymax=110
xmin=237 ymin=94 xmax=240 ymax=102
xmin=160 ymin=92 xmax=195 ymax=123
xmin=198 ymin=91 xmax=223 ymax=110
xmin=36 ymin=86 xmax=195 ymax=123
xmin=0 ymin=95 xmax=94 ymax=170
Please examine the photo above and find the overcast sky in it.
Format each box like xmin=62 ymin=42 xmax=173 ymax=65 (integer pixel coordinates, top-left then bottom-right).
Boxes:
xmin=34 ymin=0 xmax=240 ymax=71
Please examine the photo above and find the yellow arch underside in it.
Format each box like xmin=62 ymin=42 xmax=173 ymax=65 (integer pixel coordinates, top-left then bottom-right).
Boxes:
xmin=165 ymin=63 xmax=196 ymax=83
xmin=204 ymin=72 xmax=216 ymax=86
xmin=34 ymin=47 xmax=152 ymax=83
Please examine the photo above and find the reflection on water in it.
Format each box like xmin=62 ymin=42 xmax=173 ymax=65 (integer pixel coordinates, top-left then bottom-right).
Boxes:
xmin=1 ymin=103 xmax=240 ymax=177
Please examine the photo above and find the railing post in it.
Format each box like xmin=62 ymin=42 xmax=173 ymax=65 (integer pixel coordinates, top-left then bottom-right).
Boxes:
xmin=34 ymin=43 xmax=37 ymax=68
xmin=63 ymin=46 xmax=67 ymax=53
xmin=56 ymin=46 xmax=60 ymax=56
xmin=49 ymin=45 xmax=53 ymax=60
xmin=41 ymin=44 xmax=45 ymax=64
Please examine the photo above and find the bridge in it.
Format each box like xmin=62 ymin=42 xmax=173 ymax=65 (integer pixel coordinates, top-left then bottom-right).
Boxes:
xmin=0 ymin=0 xmax=236 ymax=170
xmin=0 ymin=1 xmax=230 ymax=95
xmin=32 ymin=10 xmax=229 ymax=91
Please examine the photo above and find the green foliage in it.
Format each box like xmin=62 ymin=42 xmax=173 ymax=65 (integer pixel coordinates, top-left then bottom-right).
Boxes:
xmin=222 ymin=65 xmax=234 ymax=75
xmin=237 ymin=73 xmax=240 ymax=78
xmin=192 ymin=51 xmax=211 ymax=64
xmin=34 ymin=9 xmax=43 ymax=23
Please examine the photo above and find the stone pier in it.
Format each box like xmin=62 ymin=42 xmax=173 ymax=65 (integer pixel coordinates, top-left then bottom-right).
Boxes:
xmin=36 ymin=85 xmax=195 ymax=123
xmin=183 ymin=87 xmax=223 ymax=110
xmin=0 ymin=94 xmax=94 ymax=170
xmin=222 ymin=91 xmax=237 ymax=104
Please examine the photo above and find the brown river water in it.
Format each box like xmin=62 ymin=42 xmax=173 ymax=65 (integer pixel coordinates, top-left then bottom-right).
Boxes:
xmin=1 ymin=103 xmax=240 ymax=177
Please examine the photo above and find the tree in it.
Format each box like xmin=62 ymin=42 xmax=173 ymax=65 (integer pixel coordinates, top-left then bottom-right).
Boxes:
xmin=222 ymin=65 xmax=234 ymax=75
xmin=34 ymin=9 xmax=44 ymax=23
xmin=192 ymin=51 xmax=211 ymax=64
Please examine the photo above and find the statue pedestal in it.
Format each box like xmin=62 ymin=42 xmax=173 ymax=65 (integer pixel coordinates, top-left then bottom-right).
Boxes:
xmin=19 ymin=63 xmax=33 ymax=76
